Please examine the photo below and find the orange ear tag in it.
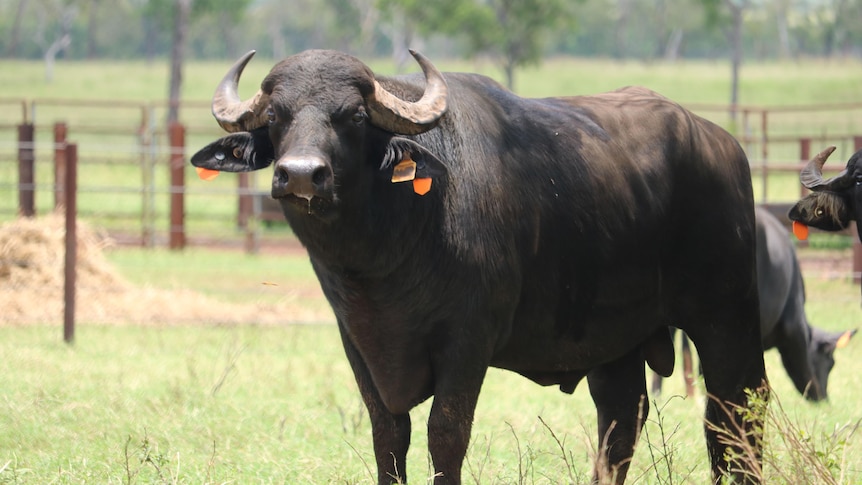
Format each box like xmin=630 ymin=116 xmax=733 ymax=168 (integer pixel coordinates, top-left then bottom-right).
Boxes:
xmin=413 ymin=178 xmax=432 ymax=195
xmin=391 ymin=159 xmax=417 ymax=183
xmin=792 ymin=220 xmax=809 ymax=241
xmin=196 ymin=167 xmax=220 ymax=181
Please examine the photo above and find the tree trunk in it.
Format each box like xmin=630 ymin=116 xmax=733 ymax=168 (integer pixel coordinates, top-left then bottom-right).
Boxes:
xmin=268 ymin=18 xmax=286 ymax=60
xmin=6 ymin=0 xmax=28 ymax=57
xmin=87 ymin=0 xmax=99 ymax=59
xmin=775 ymin=0 xmax=791 ymax=59
xmin=167 ymin=0 xmax=192 ymax=124
xmin=389 ymin=14 xmax=414 ymax=74
xmin=614 ymin=0 xmax=631 ymax=59
xmin=44 ymin=33 xmax=71 ymax=83
xmin=503 ymin=60 xmax=515 ymax=91
xmin=664 ymin=28 xmax=683 ymax=62
xmin=725 ymin=0 xmax=745 ymax=121
xmin=41 ymin=8 xmax=74 ymax=83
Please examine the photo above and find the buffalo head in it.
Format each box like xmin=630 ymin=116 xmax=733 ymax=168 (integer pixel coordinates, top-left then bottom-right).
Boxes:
xmin=807 ymin=328 xmax=856 ymax=401
xmin=789 ymin=146 xmax=862 ymax=240
xmin=191 ymin=49 xmax=449 ymax=217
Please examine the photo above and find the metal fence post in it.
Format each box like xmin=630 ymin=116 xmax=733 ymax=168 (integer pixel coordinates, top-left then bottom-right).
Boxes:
xmin=18 ymin=123 xmax=35 ymax=217
xmin=64 ymin=143 xmax=78 ymax=344
xmin=141 ymin=105 xmax=157 ymax=247
xmin=238 ymin=172 xmax=251 ymax=229
xmin=168 ymin=122 xmax=186 ymax=250
xmin=54 ymin=122 xmax=68 ymax=210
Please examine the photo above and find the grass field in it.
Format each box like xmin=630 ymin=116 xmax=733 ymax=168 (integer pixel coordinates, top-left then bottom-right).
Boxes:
xmin=2 ymin=56 xmax=862 ymax=482
xmin=2 ymin=244 xmax=862 ymax=483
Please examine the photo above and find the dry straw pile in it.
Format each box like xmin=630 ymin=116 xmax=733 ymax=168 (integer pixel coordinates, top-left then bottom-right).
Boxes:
xmin=0 ymin=214 xmax=327 ymax=325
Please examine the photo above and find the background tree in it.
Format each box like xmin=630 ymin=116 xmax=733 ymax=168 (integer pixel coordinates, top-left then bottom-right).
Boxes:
xmin=5 ymin=0 xmax=28 ymax=57
xmin=702 ymin=0 xmax=752 ymax=119
xmin=167 ymin=0 xmax=190 ymax=124
xmin=378 ymin=0 xmax=576 ymax=89
xmin=0 ymin=0 xmax=859 ymax=70
xmin=32 ymin=0 xmax=77 ymax=82
xmin=165 ymin=0 xmax=251 ymax=123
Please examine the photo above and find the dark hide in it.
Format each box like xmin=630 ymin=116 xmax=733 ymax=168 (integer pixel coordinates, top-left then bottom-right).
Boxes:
xmin=192 ymin=50 xmax=766 ymax=485
xmin=652 ymin=207 xmax=856 ymax=401
xmin=789 ymin=148 xmax=862 ymax=242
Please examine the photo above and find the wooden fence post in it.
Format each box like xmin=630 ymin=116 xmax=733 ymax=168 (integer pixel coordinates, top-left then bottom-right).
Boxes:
xmin=64 ymin=143 xmax=78 ymax=344
xmin=238 ymin=172 xmax=251 ymax=229
xmin=54 ymin=122 xmax=68 ymax=210
xmin=794 ymin=137 xmax=812 ymax=248
xmin=168 ymin=122 xmax=186 ymax=250
xmin=18 ymin=123 xmax=35 ymax=217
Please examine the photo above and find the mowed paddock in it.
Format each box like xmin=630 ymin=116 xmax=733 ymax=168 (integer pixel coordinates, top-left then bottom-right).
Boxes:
xmin=2 ymin=57 xmax=862 ymax=483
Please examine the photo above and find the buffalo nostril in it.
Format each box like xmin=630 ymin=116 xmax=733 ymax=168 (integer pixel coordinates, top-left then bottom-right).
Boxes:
xmin=273 ymin=156 xmax=331 ymax=199
xmin=312 ymin=166 xmax=331 ymax=187
xmin=275 ymin=164 xmax=290 ymax=185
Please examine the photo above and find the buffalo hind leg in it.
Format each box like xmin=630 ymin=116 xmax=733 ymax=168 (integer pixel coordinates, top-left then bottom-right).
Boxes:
xmin=337 ymin=323 xmax=412 ymax=485
xmin=587 ymin=348 xmax=649 ymax=484
xmin=688 ymin=318 xmax=767 ymax=484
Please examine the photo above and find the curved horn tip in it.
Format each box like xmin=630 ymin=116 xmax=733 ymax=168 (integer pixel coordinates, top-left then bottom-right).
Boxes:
xmin=233 ymin=50 xmax=257 ymax=71
xmin=816 ymin=145 xmax=837 ymax=160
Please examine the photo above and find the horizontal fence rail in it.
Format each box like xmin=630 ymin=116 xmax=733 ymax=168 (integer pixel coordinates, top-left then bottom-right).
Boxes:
xmin=1 ymin=97 xmax=861 ymax=278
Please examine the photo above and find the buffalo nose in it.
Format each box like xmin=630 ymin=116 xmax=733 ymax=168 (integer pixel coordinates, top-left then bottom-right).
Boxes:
xmin=272 ymin=156 xmax=332 ymax=200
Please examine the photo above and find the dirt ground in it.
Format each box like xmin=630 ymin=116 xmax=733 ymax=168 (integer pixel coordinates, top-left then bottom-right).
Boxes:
xmin=0 ymin=215 xmax=855 ymax=326
xmin=0 ymin=215 xmax=328 ymax=326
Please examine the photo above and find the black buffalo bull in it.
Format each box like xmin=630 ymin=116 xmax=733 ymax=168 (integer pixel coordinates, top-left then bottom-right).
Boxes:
xmin=653 ymin=207 xmax=855 ymax=401
xmin=192 ymin=49 xmax=766 ymax=484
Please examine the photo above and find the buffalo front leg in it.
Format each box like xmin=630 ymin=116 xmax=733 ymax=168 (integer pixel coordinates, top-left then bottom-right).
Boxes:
xmin=337 ymin=323 xmax=412 ymax=485
xmin=587 ymin=348 xmax=649 ymax=484
xmin=427 ymin=357 xmax=488 ymax=484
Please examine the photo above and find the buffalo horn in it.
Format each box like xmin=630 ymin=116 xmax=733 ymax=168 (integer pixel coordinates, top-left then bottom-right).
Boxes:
xmin=800 ymin=145 xmax=853 ymax=191
xmin=368 ymin=49 xmax=448 ymax=135
xmin=212 ymin=50 xmax=270 ymax=133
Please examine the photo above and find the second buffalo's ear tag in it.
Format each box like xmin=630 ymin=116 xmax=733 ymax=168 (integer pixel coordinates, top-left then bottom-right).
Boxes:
xmin=792 ymin=220 xmax=809 ymax=241
xmin=196 ymin=166 xmax=220 ymax=181
xmin=391 ymin=154 xmax=417 ymax=183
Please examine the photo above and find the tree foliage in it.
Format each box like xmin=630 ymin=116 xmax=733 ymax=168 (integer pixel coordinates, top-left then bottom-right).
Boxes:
xmin=377 ymin=0 xmax=576 ymax=88
xmin=1 ymin=0 xmax=860 ymax=65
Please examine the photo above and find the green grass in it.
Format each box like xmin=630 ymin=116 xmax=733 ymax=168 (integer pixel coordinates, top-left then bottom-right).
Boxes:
xmin=103 ymin=245 xmax=320 ymax=304
xmin=2 ymin=320 xmax=861 ymax=483
xmin=3 ymin=244 xmax=862 ymax=483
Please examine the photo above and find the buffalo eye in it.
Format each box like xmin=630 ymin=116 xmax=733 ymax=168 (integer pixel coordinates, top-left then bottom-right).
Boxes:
xmin=266 ymin=106 xmax=276 ymax=125
xmin=352 ymin=109 xmax=367 ymax=126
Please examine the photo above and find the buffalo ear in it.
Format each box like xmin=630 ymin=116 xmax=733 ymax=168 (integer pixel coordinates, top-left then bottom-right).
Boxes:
xmin=379 ymin=137 xmax=448 ymax=180
xmin=787 ymin=191 xmax=851 ymax=232
xmin=835 ymin=329 xmax=857 ymax=349
xmin=191 ymin=126 xmax=274 ymax=172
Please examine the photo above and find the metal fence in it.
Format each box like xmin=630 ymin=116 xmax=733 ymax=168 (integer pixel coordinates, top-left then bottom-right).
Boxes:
xmin=2 ymin=97 xmax=861 ymax=253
